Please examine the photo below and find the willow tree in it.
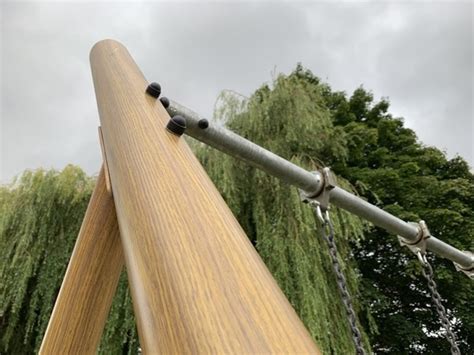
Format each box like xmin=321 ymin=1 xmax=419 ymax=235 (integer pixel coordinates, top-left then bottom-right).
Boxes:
xmin=0 ymin=166 xmax=138 ymax=354
xmin=193 ymin=69 xmax=373 ymax=354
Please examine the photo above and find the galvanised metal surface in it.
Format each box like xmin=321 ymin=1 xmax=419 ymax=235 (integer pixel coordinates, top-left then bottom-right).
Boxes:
xmin=167 ymin=100 xmax=324 ymax=196
xmin=330 ymin=187 xmax=474 ymax=268
xmin=167 ymin=101 xmax=474 ymax=271
xmin=329 ymin=187 xmax=418 ymax=238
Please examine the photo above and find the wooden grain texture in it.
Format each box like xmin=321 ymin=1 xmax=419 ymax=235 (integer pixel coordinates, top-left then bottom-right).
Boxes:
xmin=90 ymin=39 xmax=320 ymax=354
xmin=98 ymin=127 xmax=112 ymax=193
xmin=39 ymin=166 xmax=123 ymax=354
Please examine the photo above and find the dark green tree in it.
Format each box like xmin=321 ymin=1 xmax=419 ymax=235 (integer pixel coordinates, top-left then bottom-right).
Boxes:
xmin=320 ymin=80 xmax=474 ymax=354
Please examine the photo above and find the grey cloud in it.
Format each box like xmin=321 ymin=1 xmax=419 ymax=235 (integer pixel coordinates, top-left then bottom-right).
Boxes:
xmin=372 ymin=3 xmax=473 ymax=161
xmin=1 ymin=1 xmax=472 ymax=183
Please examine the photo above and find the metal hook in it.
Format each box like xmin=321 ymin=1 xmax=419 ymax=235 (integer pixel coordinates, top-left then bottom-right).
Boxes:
xmin=417 ymin=251 xmax=427 ymax=265
xmin=324 ymin=210 xmax=331 ymax=223
xmin=310 ymin=201 xmax=326 ymax=224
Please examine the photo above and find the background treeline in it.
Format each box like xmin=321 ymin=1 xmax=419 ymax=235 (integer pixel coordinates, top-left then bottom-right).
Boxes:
xmin=1 ymin=65 xmax=472 ymax=354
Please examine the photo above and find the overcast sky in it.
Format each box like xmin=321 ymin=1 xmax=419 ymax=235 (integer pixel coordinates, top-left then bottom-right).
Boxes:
xmin=1 ymin=1 xmax=473 ymax=183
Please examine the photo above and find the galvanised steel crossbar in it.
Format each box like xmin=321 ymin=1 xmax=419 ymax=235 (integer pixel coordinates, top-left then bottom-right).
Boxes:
xmin=166 ymin=100 xmax=474 ymax=274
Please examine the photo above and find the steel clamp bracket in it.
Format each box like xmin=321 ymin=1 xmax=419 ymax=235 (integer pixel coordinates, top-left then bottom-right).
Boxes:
xmin=300 ymin=167 xmax=337 ymax=223
xmin=453 ymin=251 xmax=474 ymax=279
xmin=398 ymin=220 xmax=431 ymax=264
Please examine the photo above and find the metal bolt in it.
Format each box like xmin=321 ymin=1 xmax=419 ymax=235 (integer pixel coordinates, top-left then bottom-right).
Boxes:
xmin=198 ymin=119 xmax=209 ymax=129
xmin=146 ymin=82 xmax=161 ymax=98
xmin=166 ymin=115 xmax=186 ymax=136
xmin=160 ymin=97 xmax=170 ymax=109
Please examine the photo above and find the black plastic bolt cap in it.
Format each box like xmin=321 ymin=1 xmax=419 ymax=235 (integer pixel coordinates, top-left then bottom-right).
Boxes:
xmin=146 ymin=82 xmax=161 ymax=98
xmin=198 ymin=119 xmax=209 ymax=129
xmin=167 ymin=115 xmax=186 ymax=136
xmin=160 ymin=97 xmax=170 ymax=109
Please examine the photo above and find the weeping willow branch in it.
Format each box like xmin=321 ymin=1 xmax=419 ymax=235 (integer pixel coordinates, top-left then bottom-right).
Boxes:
xmin=193 ymin=71 xmax=373 ymax=354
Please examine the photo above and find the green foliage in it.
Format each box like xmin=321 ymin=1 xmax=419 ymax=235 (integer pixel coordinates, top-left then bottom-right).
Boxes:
xmin=0 ymin=166 xmax=138 ymax=354
xmin=197 ymin=66 xmax=473 ymax=354
xmin=0 ymin=166 xmax=93 ymax=353
xmin=325 ymin=82 xmax=474 ymax=354
xmin=193 ymin=71 xmax=373 ymax=354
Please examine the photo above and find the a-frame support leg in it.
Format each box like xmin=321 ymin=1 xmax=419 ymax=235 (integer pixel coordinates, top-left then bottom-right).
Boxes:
xmin=39 ymin=166 xmax=123 ymax=354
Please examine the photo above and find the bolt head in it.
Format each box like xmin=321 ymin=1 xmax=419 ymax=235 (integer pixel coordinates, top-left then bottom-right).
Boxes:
xmin=160 ymin=97 xmax=170 ymax=109
xmin=198 ymin=119 xmax=209 ymax=129
xmin=146 ymin=82 xmax=161 ymax=98
xmin=167 ymin=115 xmax=186 ymax=136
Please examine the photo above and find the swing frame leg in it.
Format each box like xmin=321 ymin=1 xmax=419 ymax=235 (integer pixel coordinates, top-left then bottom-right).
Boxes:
xmin=39 ymin=166 xmax=123 ymax=354
xmin=89 ymin=39 xmax=318 ymax=354
xmin=39 ymin=39 xmax=319 ymax=354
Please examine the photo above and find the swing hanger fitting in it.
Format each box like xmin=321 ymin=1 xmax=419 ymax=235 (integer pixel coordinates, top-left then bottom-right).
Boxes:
xmin=453 ymin=251 xmax=474 ymax=279
xmin=398 ymin=220 xmax=431 ymax=264
xmin=300 ymin=167 xmax=337 ymax=223
xmin=398 ymin=221 xmax=474 ymax=278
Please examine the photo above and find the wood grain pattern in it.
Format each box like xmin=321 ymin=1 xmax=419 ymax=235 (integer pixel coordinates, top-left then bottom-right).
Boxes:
xmin=98 ymin=126 xmax=112 ymax=193
xmin=39 ymin=166 xmax=123 ymax=354
xmin=90 ymin=39 xmax=320 ymax=354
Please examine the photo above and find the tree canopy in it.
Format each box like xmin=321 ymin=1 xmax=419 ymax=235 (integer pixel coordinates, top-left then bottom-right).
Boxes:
xmin=1 ymin=65 xmax=472 ymax=354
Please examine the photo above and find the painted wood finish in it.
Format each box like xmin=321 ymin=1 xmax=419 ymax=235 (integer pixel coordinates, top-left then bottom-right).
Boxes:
xmin=39 ymin=166 xmax=123 ymax=354
xmin=90 ymin=39 xmax=319 ymax=354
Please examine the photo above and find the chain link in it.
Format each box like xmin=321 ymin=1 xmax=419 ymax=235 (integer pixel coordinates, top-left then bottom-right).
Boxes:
xmin=314 ymin=207 xmax=366 ymax=355
xmin=420 ymin=257 xmax=461 ymax=355
xmin=310 ymin=202 xmax=461 ymax=355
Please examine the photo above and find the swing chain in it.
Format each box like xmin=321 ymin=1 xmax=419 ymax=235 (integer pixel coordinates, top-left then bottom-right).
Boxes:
xmin=399 ymin=221 xmax=461 ymax=354
xmin=303 ymin=168 xmax=365 ymax=354
xmin=419 ymin=253 xmax=461 ymax=355
xmin=312 ymin=203 xmax=366 ymax=355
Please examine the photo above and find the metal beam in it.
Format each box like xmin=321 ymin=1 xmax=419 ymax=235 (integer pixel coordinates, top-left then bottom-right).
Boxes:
xmin=167 ymin=100 xmax=474 ymax=271
xmin=167 ymin=100 xmax=323 ymax=197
